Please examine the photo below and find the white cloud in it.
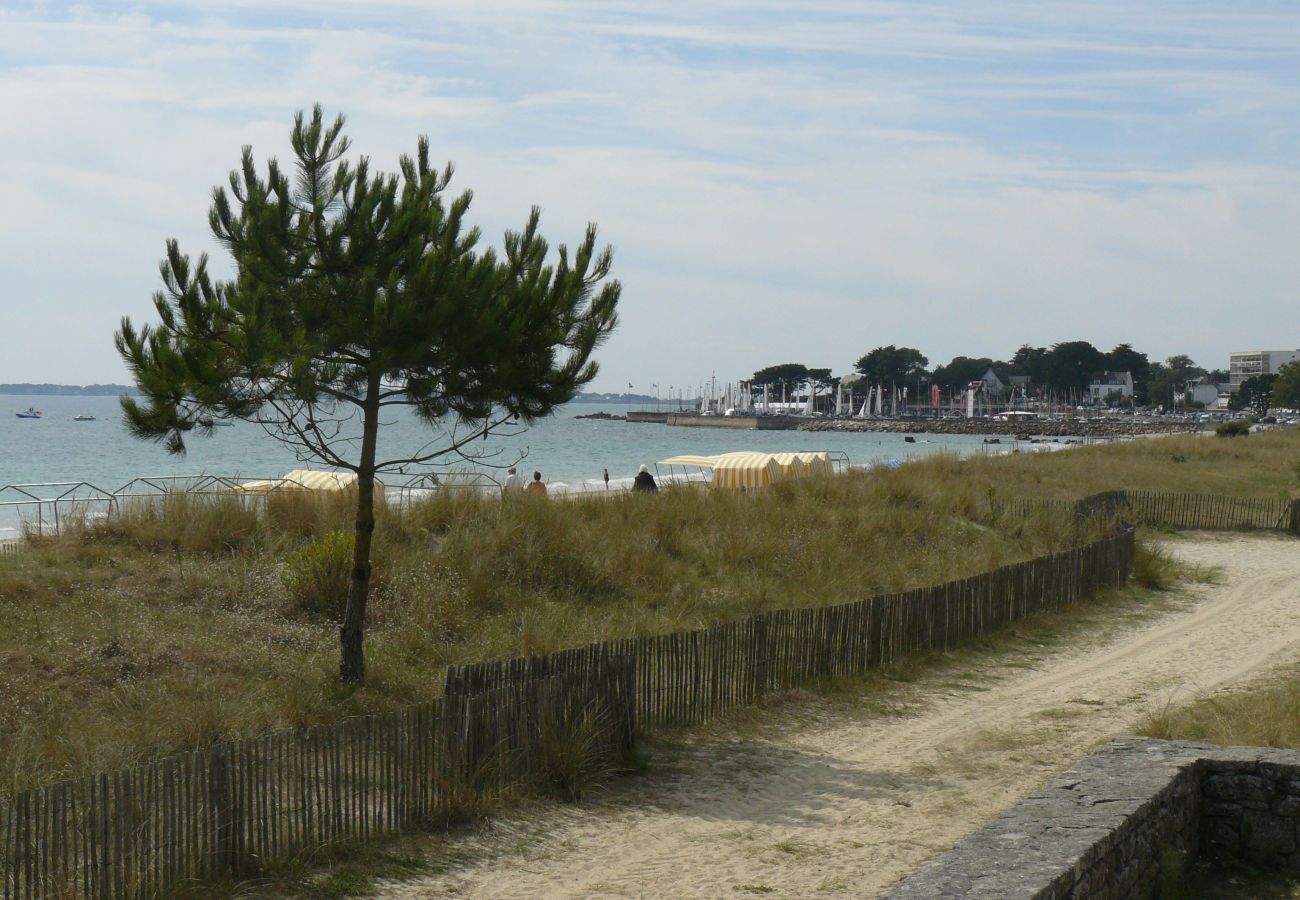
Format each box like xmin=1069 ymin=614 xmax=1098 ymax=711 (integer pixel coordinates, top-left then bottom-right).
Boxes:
xmin=0 ymin=0 xmax=1296 ymax=386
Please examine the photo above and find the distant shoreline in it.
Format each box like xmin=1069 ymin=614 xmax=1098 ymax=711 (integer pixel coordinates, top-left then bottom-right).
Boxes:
xmin=0 ymin=384 xmax=138 ymax=397
xmin=0 ymin=386 xmax=654 ymax=402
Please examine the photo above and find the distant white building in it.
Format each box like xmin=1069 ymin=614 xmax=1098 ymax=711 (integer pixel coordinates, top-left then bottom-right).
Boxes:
xmin=979 ymin=366 xmax=1032 ymax=399
xmin=1088 ymin=371 xmax=1133 ymax=404
xmin=1228 ymin=349 xmax=1300 ymax=388
xmin=1185 ymin=381 xmax=1229 ymax=408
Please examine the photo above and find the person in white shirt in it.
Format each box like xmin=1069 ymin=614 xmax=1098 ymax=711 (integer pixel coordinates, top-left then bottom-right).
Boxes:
xmin=503 ymin=466 xmax=527 ymax=494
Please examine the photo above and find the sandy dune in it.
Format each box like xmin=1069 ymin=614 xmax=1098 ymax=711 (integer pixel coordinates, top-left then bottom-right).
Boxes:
xmin=379 ymin=533 xmax=1300 ymax=899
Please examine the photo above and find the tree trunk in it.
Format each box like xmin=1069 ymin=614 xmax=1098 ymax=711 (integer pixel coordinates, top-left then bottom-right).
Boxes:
xmin=339 ymin=373 xmax=382 ymax=683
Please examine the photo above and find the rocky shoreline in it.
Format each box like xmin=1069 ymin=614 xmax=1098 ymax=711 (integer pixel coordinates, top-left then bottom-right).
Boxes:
xmin=797 ymin=418 xmax=1205 ymax=438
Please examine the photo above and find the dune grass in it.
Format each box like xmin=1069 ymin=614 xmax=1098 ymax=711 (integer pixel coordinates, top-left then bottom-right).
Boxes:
xmin=0 ymin=428 xmax=1296 ymax=796
xmin=1139 ymin=664 xmax=1300 ymax=752
xmin=962 ymin=428 xmax=1300 ymax=500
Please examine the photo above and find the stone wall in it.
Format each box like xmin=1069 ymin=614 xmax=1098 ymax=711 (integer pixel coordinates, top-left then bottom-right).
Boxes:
xmin=882 ymin=737 xmax=1300 ymax=899
xmin=664 ymin=413 xmax=804 ymax=430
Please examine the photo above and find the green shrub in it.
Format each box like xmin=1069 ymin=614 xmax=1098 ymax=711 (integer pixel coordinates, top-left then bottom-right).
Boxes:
xmin=283 ymin=530 xmax=354 ymax=621
xmin=537 ymin=702 xmax=619 ymax=801
xmin=1215 ymin=420 xmax=1251 ymax=438
xmin=1132 ymin=539 xmax=1178 ymax=590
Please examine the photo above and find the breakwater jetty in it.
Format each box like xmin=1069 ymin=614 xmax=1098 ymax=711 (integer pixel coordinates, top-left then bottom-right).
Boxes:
xmin=625 ymin=411 xmax=669 ymax=423
xmin=666 ymin=413 xmax=804 ymax=430
xmin=798 ymin=418 xmax=1204 ymax=438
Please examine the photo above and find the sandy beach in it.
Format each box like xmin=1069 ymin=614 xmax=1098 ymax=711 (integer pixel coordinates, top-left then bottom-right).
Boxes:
xmin=376 ymin=532 xmax=1300 ymax=898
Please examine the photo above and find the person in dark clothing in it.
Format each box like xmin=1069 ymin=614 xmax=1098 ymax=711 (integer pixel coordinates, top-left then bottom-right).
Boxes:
xmin=632 ymin=464 xmax=658 ymax=493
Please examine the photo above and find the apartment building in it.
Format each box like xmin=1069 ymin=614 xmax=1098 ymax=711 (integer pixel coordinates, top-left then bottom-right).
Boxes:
xmin=1228 ymin=349 xmax=1300 ymax=388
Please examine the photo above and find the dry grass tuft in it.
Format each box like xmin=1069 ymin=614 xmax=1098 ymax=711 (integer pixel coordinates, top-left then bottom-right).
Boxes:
xmin=1139 ymin=664 xmax=1300 ymax=751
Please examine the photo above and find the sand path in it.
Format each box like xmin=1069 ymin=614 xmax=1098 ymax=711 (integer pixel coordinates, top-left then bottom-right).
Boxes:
xmin=380 ymin=533 xmax=1300 ymax=899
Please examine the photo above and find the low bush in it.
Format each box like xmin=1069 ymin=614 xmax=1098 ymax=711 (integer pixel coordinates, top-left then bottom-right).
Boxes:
xmin=282 ymin=530 xmax=354 ymax=621
xmin=1131 ymin=538 xmax=1179 ymax=590
xmin=1215 ymin=420 xmax=1251 ymax=438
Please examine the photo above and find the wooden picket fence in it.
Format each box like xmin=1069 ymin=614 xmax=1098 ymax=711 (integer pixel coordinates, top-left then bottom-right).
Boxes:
xmin=1124 ymin=490 xmax=1298 ymax=533
xmin=447 ymin=525 xmax=1136 ymax=732
xmin=991 ymin=490 xmax=1129 ymax=526
xmin=992 ymin=490 xmax=1299 ymax=535
xmin=0 ymin=662 xmax=635 ymax=900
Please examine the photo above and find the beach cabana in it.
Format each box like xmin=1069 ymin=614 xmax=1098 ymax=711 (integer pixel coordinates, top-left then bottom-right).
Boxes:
xmin=655 ymin=454 xmax=719 ymax=489
xmin=656 ymin=455 xmax=719 ymax=468
xmin=770 ymin=452 xmax=809 ymax=480
xmin=656 ymin=451 xmax=838 ymax=491
xmin=795 ymin=451 xmax=834 ymax=477
xmin=709 ymin=452 xmax=782 ymax=490
xmin=232 ymin=469 xmax=376 ymax=493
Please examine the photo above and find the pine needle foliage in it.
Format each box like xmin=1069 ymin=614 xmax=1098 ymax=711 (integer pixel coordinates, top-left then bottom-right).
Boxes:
xmin=114 ymin=107 xmax=620 ymax=681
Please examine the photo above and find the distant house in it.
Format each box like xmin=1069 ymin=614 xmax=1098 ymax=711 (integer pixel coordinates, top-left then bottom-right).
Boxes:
xmin=1185 ymin=379 xmax=1229 ymax=409
xmin=979 ymin=366 xmax=1033 ymax=402
xmin=1088 ymin=371 xmax=1134 ymax=404
xmin=975 ymin=366 xmax=1009 ymax=397
xmin=1008 ymin=374 xmax=1032 ymax=394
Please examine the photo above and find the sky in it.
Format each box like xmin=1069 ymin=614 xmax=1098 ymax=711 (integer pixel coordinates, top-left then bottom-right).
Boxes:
xmin=1 ymin=2 xmax=1297 ymax=394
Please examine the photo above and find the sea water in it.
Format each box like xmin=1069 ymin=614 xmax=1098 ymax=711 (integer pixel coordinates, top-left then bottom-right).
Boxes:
xmin=0 ymin=394 xmax=994 ymax=536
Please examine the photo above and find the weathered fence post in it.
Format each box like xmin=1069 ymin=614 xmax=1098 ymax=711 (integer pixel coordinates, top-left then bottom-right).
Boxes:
xmin=620 ymin=654 xmax=638 ymax=748
xmin=751 ymin=614 xmax=769 ymax=700
xmin=208 ymin=745 xmax=233 ymax=877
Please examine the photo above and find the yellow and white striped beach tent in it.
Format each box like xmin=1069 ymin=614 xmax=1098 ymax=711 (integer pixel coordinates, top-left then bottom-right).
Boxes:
xmin=770 ymin=452 xmax=809 ymax=480
xmin=657 ymin=452 xmax=828 ymax=490
xmin=656 ymin=455 xmax=720 ymax=468
xmin=232 ymin=469 xmax=379 ymax=493
xmin=707 ymin=452 xmax=784 ymax=490
xmin=796 ymin=451 xmax=833 ymax=477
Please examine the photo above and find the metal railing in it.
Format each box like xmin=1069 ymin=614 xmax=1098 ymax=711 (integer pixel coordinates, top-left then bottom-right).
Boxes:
xmin=0 ymin=481 xmax=119 ymax=537
xmin=0 ymin=470 xmax=503 ymax=541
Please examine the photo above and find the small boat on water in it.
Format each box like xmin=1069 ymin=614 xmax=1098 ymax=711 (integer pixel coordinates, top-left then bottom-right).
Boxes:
xmin=198 ymin=418 xmax=235 ymax=427
xmin=73 ymin=414 xmax=96 ymax=421
xmin=15 ymin=408 xmax=42 ymax=419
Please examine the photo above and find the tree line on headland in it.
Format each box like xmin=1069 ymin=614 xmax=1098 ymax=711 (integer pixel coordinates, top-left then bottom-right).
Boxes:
xmin=0 ymin=383 xmax=139 ymax=396
xmin=751 ymin=342 xmax=1299 ymax=414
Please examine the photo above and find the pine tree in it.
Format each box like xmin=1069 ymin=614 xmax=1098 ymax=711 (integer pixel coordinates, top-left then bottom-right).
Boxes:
xmin=116 ymin=107 xmax=620 ymax=682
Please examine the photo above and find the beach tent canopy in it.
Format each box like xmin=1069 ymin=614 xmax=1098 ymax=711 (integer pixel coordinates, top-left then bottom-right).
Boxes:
xmin=709 ymin=452 xmax=783 ymax=490
xmin=657 ymin=451 xmax=836 ymax=490
xmin=796 ymin=451 xmax=833 ymax=477
xmin=657 ymin=455 xmax=721 ymax=468
xmin=770 ymin=452 xmax=809 ymax=480
xmin=233 ymin=469 xmax=379 ymax=493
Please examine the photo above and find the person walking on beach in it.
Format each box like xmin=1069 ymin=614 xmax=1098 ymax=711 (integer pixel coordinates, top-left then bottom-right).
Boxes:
xmin=603 ymin=467 xmax=610 ymax=490
xmin=503 ymin=466 xmax=526 ymax=495
xmin=526 ymin=471 xmax=548 ymax=495
xmin=632 ymin=464 xmax=658 ymax=493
